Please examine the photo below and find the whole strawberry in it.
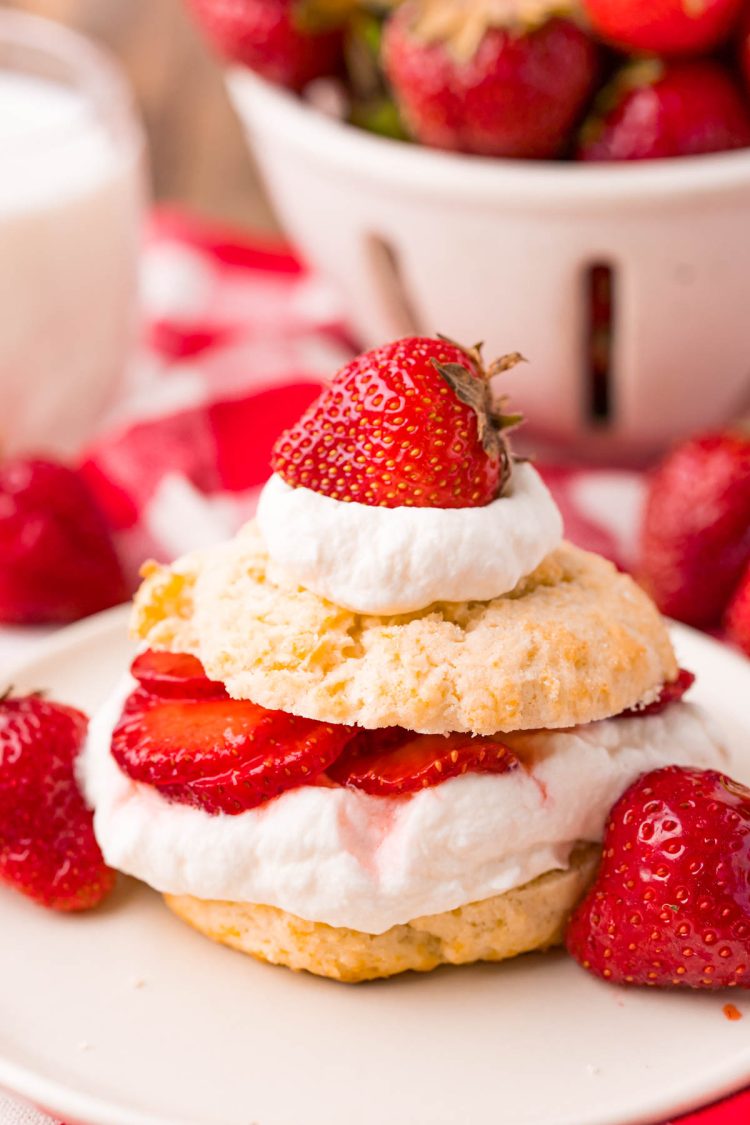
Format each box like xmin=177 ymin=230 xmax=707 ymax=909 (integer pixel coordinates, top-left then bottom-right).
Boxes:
xmin=741 ymin=9 xmax=750 ymax=97
xmin=382 ymin=0 xmax=599 ymax=158
xmin=582 ymin=0 xmax=744 ymax=56
xmin=0 ymin=695 xmax=115 ymax=911
xmin=638 ymin=428 xmax=750 ymax=628
xmin=726 ymin=564 xmax=750 ymax=657
xmin=187 ymin=0 xmax=345 ymax=90
xmin=271 ymin=336 xmax=524 ymax=508
xmin=567 ymin=767 xmax=750 ymax=989
xmin=0 ymin=458 xmax=128 ymax=625
xmin=578 ymin=61 xmax=750 ymax=162
xmin=116 ymin=651 xmax=519 ymax=805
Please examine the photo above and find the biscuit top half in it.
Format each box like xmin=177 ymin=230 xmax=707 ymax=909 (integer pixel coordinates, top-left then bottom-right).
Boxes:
xmin=131 ymin=523 xmax=677 ymax=736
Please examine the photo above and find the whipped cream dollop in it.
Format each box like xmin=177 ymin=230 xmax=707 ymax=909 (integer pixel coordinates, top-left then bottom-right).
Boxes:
xmin=256 ymin=464 xmax=563 ymax=615
xmin=81 ymin=678 xmax=729 ymax=934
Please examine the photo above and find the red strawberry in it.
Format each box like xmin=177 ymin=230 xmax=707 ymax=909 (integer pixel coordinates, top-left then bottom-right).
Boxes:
xmin=130 ymin=650 xmax=227 ymax=699
xmin=726 ymin=564 xmax=750 ymax=657
xmin=639 ymin=428 xmax=750 ymax=628
xmin=329 ymin=728 xmax=519 ymax=796
xmin=382 ymin=1 xmax=598 ymax=158
xmin=741 ymin=9 xmax=750 ymax=96
xmin=0 ymin=458 xmax=128 ymax=626
xmin=619 ymin=668 xmax=695 ymax=718
xmin=0 ymin=695 xmax=115 ymax=911
xmin=111 ymin=690 xmax=355 ymax=813
xmin=566 ymin=767 xmax=750 ymax=989
xmin=187 ymin=0 xmax=344 ymax=90
xmin=578 ymin=61 xmax=750 ymax=162
xmin=272 ymin=336 xmax=525 ymax=508
xmin=582 ymin=0 xmax=743 ymax=56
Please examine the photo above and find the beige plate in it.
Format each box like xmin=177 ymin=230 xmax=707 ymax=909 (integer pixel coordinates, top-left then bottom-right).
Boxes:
xmin=1 ymin=607 xmax=750 ymax=1125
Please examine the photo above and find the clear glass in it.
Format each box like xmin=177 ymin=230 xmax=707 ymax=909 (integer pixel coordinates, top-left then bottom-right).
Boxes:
xmin=0 ymin=11 xmax=146 ymax=457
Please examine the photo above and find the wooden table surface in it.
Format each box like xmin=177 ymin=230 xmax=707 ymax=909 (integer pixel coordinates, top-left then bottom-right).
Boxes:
xmin=2 ymin=0 xmax=279 ymax=232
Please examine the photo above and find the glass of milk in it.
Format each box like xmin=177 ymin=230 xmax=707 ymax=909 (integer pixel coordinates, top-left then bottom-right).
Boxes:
xmin=0 ymin=11 xmax=145 ymax=457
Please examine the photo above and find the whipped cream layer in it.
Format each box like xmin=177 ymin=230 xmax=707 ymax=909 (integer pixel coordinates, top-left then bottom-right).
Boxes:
xmin=81 ymin=678 xmax=728 ymax=934
xmin=256 ymin=464 xmax=563 ymax=615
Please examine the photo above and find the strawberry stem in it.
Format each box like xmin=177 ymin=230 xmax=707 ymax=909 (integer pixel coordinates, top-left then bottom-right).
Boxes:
xmin=487 ymin=351 xmax=526 ymax=378
xmin=430 ymin=341 xmax=526 ymax=497
xmin=409 ymin=0 xmax=582 ymax=61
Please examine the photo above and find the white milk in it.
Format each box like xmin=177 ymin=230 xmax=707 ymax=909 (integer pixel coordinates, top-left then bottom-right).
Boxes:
xmin=0 ymin=70 xmax=143 ymax=456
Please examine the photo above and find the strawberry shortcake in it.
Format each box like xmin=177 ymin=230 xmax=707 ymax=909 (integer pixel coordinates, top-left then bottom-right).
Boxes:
xmin=80 ymin=336 xmax=729 ymax=981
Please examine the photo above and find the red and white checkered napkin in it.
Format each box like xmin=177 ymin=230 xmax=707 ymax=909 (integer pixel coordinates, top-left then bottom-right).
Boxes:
xmin=73 ymin=209 xmax=648 ymax=582
xmin=1 ymin=210 xmax=746 ymax=1125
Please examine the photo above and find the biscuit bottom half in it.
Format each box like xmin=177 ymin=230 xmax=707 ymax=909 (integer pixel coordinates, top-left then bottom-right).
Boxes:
xmin=164 ymin=844 xmax=600 ymax=982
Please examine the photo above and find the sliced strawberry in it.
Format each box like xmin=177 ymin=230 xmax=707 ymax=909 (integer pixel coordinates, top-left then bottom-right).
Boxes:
xmin=130 ymin=649 xmax=227 ymax=699
xmin=111 ymin=693 xmax=355 ymax=813
xmin=619 ymin=668 xmax=695 ymax=718
xmin=162 ymin=718 xmax=354 ymax=813
xmin=113 ymin=695 xmax=286 ymax=785
xmin=329 ymin=728 xmax=519 ymax=796
xmin=309 ymin=772 xmax=340 ymax=789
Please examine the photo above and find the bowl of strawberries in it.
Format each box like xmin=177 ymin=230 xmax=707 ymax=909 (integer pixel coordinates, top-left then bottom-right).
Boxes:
xmin=187 ymin=0 xmax=750 ymax=460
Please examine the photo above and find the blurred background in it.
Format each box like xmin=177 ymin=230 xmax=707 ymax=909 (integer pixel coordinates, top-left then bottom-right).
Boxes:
xmin=2 ymin=0 xmax=278 ymax=230
xmin=0 ymin=0 xmax=748 ymax=657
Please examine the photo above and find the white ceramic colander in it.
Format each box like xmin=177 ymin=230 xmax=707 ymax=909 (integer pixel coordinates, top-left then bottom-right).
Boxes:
xmin=228 ymin=67 xmax=750 ymax=461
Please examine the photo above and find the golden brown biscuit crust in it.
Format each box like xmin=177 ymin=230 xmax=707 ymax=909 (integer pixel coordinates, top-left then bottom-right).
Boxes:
xmin=132 ymin=525 xmax=676 ymax=735
xmin=164 ymin=845 xmax=600 ymax=982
